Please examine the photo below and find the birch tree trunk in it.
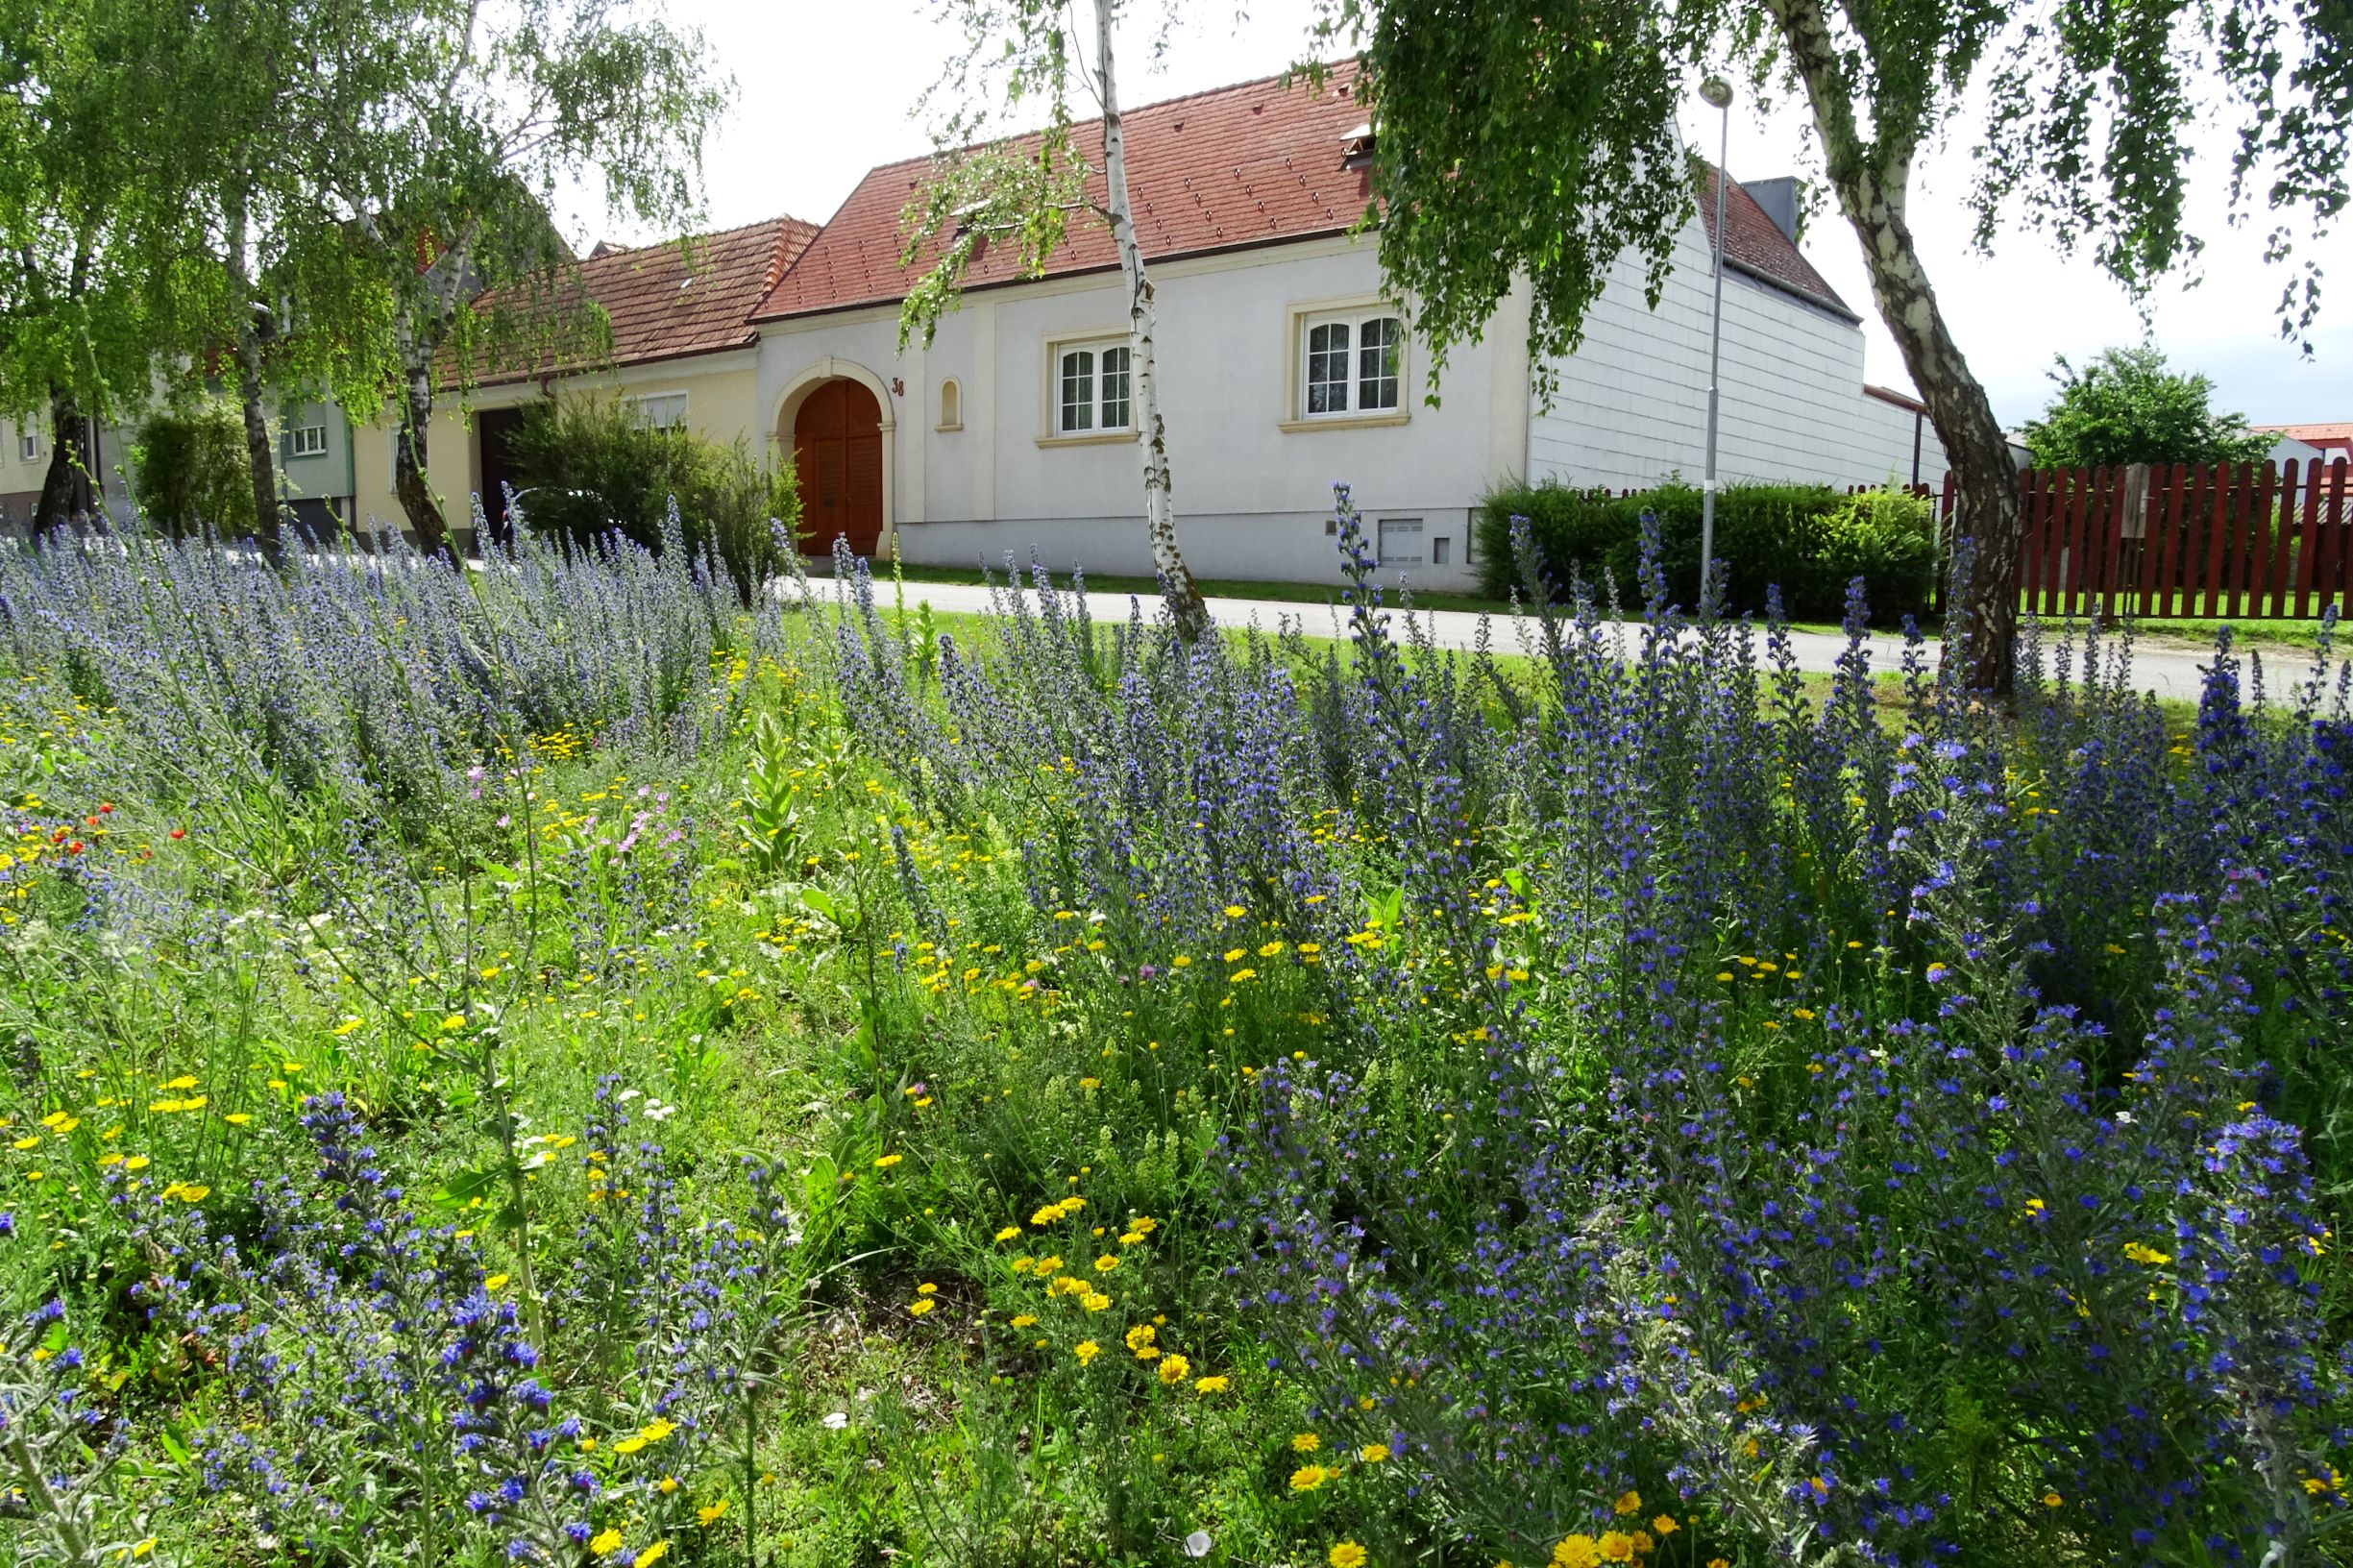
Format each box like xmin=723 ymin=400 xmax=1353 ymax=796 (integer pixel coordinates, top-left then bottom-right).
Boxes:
xmin=370 ymin=220 xmax=478 ymax=564
xmin=1762 ymin=0 xmax=2023 ymax=697
xmin=1092 ymin=0 xmax=1209 ymax=642
xmin=223 ymin=192 xmax=286 ymax=561
xmin=392 ymin=320 xmax=454 ymax=562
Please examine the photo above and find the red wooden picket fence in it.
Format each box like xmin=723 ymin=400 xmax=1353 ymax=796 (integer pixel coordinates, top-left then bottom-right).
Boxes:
xmin=1937 ymin=459 xmax=2353 ymax=621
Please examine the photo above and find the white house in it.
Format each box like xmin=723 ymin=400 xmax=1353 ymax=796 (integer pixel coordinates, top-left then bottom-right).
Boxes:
xmin=748 ymin=64 xmax=1947 ymax=589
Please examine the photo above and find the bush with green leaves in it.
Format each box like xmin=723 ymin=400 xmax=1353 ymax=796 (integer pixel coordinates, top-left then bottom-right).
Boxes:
xmin=1474 ymin=477 xmax=1937 ymax=623
xmin=505 ymin=393 xmax=801 ymax=600
xmin=2022 ymin=345 xmax=2274 ymax=470
xmin=130 ymin=400 xmax=257 ymax=539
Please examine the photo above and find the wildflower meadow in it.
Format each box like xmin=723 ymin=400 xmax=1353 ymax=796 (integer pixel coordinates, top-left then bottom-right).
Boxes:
xmin=0 ymin=491 xmax=2347 ymax=1568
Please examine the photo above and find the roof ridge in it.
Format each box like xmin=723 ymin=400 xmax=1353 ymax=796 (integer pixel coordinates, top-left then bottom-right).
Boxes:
xmin=752 ymin=62 xmax=1374 ymax=325
xmin=826 ymin=60 xmax=1362 ymax=185
xmin=583 ymin=213 xmax=810 ymax=266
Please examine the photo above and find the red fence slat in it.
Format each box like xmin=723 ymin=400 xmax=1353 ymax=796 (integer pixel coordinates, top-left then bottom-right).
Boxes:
xmin=2293 ymin=458 xmax=2323 ymax=620
xmin=2153 ymin=464 xmax=2187 ymax=618
xmin=2324 ymin=460 xmax=2351 ymax=616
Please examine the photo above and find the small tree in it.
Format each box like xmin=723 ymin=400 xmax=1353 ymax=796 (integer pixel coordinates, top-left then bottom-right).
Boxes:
xmin=898 ymin=0 xmax=1210 ymax=640
xmin=131 ymin=400 xmax=259 ymax=538
xmin=2021 ymin=345 xmax=2274 ymax=470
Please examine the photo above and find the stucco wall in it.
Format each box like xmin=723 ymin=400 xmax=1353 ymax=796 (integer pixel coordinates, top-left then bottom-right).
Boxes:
xmin=351 ymin=354 xmax=761 ymax=535
xmin=276 ymin=399 xmax=356 ymax=517
xmin=755 ymin=235 xmax=1525 ymax=590
xmin=0 ymin=416 xmax=51 ymax=527
xmin=1530 ymin=221 xmax=1949 ymax=494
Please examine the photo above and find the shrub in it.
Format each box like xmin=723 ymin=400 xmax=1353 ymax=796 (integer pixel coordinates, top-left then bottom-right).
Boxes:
xmin=131 ymin=399 xmax=257 ymax=538
xmin=504 ymin=393 xmax=800 ymax=600
xmin=1475 ymin=477 xmax=1937 ymax=622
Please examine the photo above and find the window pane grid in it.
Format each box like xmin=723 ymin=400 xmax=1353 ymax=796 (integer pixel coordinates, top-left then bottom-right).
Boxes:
xmin=1306 ymin=321 xmax=1351 ymax=414
xmin=1358 ymin=317 xmax=1400 ymax=410
xmin=1060 ymin=350 xmax=1094 ymax=432
xmin=1099 ymin=346 xmax=1130 ymax=430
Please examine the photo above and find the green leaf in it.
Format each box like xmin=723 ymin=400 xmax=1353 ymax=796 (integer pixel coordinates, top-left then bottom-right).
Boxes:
xmin=803 ymin=1154 xmax=839 ymax=1214
xmin=430 ymin=1164 xmax=503 ymax=1211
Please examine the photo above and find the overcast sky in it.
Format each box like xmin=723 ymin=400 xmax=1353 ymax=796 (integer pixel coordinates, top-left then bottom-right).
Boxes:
xmin=559 ymin=0 xmax=2351 ymax=431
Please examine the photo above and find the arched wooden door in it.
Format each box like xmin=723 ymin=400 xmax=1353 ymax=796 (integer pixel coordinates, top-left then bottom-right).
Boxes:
xmin=792 ymin=379 xmax=883 ymax=558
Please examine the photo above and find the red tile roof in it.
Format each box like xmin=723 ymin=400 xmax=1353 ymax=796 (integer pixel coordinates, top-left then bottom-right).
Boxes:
xmin=754 ymin=66 xmax=1375 ymax=321
xmin=2255 ymin=422 xmax=2353 ymax=448
xmin=468 ymin=215 xmax=819 ymax=385
xmin=1698 ymin=170 xmax=1855 ymax=320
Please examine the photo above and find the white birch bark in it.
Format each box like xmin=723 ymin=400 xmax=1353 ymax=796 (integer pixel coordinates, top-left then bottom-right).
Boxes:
xmin=1092 ymin=0 xmax=1208 ymax=640
xmin=1762 ymin=0 xmax=2025 ymax=695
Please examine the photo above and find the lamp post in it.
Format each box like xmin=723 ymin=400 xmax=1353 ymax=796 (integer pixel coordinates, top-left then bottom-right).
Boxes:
xmin=1698 ymin=74 xmax=1733 ymax=615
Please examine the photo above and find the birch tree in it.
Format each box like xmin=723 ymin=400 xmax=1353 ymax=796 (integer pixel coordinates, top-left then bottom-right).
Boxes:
xmin=898 ymin=0 xmax=1211 ymax=641
xmin=314 ymin=0 xmax=726 ymax=559
xmin=1318 ymin=0 xmax=2350 ymax=695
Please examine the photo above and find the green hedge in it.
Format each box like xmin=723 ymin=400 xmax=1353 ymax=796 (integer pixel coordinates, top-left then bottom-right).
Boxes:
xmin=1474 ymin=478 xmax=1939 ymax=624
xmin=505 ymin=394 xmax=800 ymax=600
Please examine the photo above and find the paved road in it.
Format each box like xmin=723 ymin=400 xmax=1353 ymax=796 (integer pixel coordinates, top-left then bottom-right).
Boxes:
xmin=822 ymin=576 xmax=2341 ymax=706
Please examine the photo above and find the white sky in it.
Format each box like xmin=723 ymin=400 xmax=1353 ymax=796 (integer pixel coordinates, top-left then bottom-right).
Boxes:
xmin=559 ymin=0 xmax=2351 ymax=431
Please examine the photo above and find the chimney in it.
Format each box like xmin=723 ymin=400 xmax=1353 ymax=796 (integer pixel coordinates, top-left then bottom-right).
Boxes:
xmin=1741 ymin=177 xmax=1802 ymax=243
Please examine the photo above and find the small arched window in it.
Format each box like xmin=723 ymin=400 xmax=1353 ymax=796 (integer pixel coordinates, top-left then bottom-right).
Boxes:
xmin=938 ymin=379 xmax=963 ymax=431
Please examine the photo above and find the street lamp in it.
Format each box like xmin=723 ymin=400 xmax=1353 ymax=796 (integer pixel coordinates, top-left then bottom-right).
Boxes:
xmin=1698 ymin=74 xmax=1734 ymax=615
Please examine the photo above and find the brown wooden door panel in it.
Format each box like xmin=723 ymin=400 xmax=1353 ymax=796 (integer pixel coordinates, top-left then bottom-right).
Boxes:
xmin=792 ymin=380 xmax=883 ymax=557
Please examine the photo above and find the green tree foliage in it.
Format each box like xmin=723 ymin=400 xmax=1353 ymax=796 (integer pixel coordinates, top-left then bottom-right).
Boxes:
xmin=2021 ymin=345 xmax=2274 ymax=469
xmin=325 ymin=0 xmax=729 ymax=561
xmin=0 ymin=0 xmax=211 ymax=531
xmin=130 ymin=400 xmax=259 ymax=539
xmin=503 ymin=394 xmax=799 ymax=600
xmin=1316 ymin=0 xmax=2350 ymax=692
xmin=0 ymin=0 xmax=725 ymax=562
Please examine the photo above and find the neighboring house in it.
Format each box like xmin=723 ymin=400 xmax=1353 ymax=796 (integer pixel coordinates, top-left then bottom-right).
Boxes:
xmin=747 ymin=64 xmax=1948 ymax=589
xmin=352 ymin=216 xmax=821 ymax=541
xmin=275 ymin=399 xmax=359 ymax=532
xmin=2265 ymin=432 xmax=2327 ymax=470
xmin=0 ymin=414 xmax=111 ymax=531
xmin=2255 ymin=423 xmax=2353 ymax=466
xmin=1 ymin=415 xmax=55 ymax=529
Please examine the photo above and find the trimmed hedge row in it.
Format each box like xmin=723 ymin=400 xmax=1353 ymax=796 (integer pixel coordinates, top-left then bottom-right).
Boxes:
xmin=1473 ymin=478 xmax=1939 ymax=624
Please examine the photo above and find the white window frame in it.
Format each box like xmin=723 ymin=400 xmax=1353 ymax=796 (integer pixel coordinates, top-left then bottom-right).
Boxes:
xmin=287 ymin=424 xmax=329 ymax=458
xmin=623 ymin=390 xmax=690 ymax=430
xmin=17 ymin=429 xmax=37 ymax=462
xmin=1038 ymin=329 xmax=1139 ymax=446
xmin=1281 ymin=296 xmax=1411 ymax=432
